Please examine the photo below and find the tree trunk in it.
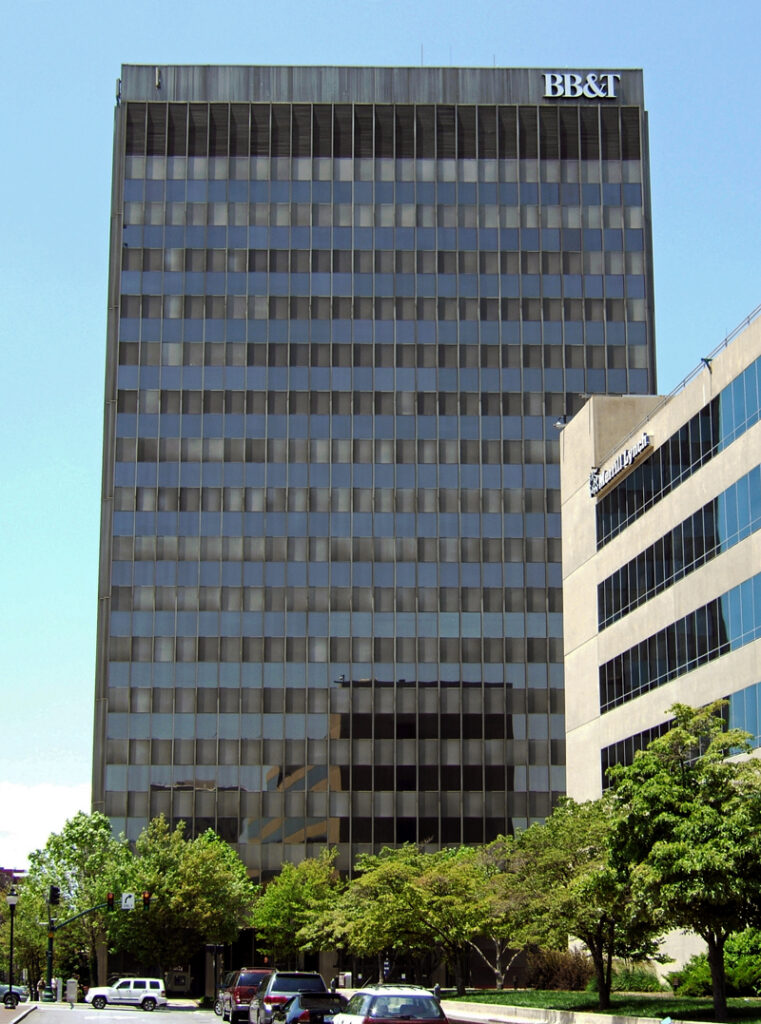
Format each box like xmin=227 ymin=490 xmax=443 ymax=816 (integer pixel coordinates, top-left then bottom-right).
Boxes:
xmin=706 ymin=934 xmax=728 ymax=1022
xmin=590 ymin=926 xmax=613 ymax=1012
xmin=453 ymin=961 xmax=464 ymax=996
xmin=450 ymin=949 xmax=468 ymax=996
xmin=592 ymin=951 xmax=611 ymax=1011
xmin=96 ymin=938 xmax=108 ymax=986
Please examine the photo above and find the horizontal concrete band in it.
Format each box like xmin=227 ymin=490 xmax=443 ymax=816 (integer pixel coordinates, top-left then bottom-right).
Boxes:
xmin=442 ymin=999 xmax=703 ymax=1024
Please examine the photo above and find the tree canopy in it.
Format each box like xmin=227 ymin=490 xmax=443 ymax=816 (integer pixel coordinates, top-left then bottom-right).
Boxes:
xmin=252 ymin=847 xmax=342 ymax=966
xmin=514 ymin=796 xmax=661 ymax=1008
xmin=22 ymin=810 xmax=130 ymax=984
xmin=609 ymin=702 xmax=761 ymax=1020
xmin=11 ymin=704 xmax=761 ymax=1007
xmin=109 ymin=816 xmax=257 ymax=973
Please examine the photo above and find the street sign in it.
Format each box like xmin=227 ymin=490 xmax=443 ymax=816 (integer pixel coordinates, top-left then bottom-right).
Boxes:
xmin=121 ymin=892 xmax=136 ymax=911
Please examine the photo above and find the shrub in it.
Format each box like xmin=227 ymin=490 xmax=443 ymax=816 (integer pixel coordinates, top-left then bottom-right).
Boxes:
xmin=667 ymin=955 xmax=712 ymax=997
xmin=611 ymin=965 xmax=666 ymax=992
xmin=669 ymin=934 xmax=761 ymax=998
xmin=725 ymin=928 xmax=761 ymax=995
xmin=524 ymin=949 xmax=594 ymax=991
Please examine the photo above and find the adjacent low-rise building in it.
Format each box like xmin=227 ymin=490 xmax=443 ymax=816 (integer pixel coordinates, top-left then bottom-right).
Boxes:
xmin=561 ymin=306 xmax=761 ymax=802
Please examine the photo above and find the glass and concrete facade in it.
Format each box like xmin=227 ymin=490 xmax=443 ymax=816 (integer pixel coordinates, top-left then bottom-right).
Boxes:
xmin=561 ymin=308 xmax=761 ymax=802
xmin=93 ymin=64 xmax=655 ymax=877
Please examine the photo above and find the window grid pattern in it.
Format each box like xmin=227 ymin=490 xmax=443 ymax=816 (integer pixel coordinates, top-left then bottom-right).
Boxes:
xmin=101 ymin=93 xmax=654 ymax=872
xmin=598 ymin=462 xmax=761 ymax=629
xmin=729 ymin=680 xmax=761 ymax=749
xmin=600 ymin=571 xmax=761 ymax=713
xmin=596 ymin=353 xmax=761 ymax=548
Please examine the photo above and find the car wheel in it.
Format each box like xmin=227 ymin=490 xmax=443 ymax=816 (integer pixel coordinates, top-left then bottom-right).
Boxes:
xmin=93 ymin=996 xmax=107 ymax=1009
xmin=215 ymin=998 xmax=224 ymax=1016
xmin=142 ymin=998 xmax=157 ymax=1011
xmin=4 ymin=994 xmax=18 ymax=1009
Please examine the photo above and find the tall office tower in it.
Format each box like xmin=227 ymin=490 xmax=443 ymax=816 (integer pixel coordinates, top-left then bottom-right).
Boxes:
xmin=93 ymin=65 xmax=655 ymax=877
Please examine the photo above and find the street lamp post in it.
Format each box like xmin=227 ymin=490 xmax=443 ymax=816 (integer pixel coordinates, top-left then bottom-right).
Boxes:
xmin=5 ymin=889 xmax=19 ymax=1008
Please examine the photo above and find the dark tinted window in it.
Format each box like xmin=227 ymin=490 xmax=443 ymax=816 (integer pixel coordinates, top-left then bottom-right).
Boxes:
xmin=274 ymin=976 xmax=326 ymax=993
xmin=299 ymin=996 xmax=346 ymax=1011
xmin=239 ymin=972 xmax=270 ymax=987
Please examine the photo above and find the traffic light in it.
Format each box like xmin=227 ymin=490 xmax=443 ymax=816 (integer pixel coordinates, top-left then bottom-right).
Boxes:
xmin=49 ymin=885 xmax=60 ymax=906
xmin=106 ymin=893 xmax=115 ymax=911
xmin=142 ymin=891 xmax=151 ymax=910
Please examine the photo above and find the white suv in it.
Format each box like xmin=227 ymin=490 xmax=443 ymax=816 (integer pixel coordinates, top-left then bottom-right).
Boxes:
xmin=332 ymin=985 xmax=447 ymax=1024
xmin=85 ymin=977 xmax=167 ymax=1011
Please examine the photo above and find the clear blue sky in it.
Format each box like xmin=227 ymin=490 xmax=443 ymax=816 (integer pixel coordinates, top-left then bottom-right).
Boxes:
xmin=1 ymin=0 xmax=759 ymax=864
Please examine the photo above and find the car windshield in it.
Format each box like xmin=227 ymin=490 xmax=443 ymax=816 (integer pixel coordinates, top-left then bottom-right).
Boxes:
xmin=240 ymin=973 xmax=268 ymax=986
xmin=370 ymin=997 xmax=442 ymax=1020
xmin=276 ymin=977 xmax=325 ymax=993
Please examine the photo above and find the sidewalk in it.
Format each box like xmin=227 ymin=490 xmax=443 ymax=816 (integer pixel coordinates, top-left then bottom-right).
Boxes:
xmin=1 ymin=1006 xmax=36 ymax=1024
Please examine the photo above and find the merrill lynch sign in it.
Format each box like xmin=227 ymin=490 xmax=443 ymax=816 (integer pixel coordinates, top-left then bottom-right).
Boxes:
xmin=543 ymin=72 xmax=621 ymax=99
xmin=589 ymin=432 xmax=651 ymax=498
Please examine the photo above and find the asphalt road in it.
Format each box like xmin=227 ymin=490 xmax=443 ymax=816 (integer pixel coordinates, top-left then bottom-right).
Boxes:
xmin=2 ymin=1007 xmax=217 ymax=1024
xmin=1 ymin=1003 xmax=485 ymax=1024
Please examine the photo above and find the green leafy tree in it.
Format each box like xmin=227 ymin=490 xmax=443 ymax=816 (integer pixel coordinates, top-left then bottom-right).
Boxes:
xmin=300 ymin=846 xmax=432 ymax=976
xmin=252 ymin=848 xmax=342 ymax=966
xmin=609 ymin=702 xmax=761 ymax=1021
xmin=473 ymin=835 xmax=535 ymax=988
xmin=413 ymin=845 xmax=518 ymax=993
xmin=311 ymin=844 xmax=515 ymax=994
xmin=110 ymin=817 xmax=256 ymax=974
xmin=23 ymin=811 xmax=130 ymax=985
xmin=514 ymin=797 xmax=661 ymax=1010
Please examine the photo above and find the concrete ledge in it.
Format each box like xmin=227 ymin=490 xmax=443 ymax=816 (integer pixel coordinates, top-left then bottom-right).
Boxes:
xmin=441 ymin=999 xmax=703 ymax=1024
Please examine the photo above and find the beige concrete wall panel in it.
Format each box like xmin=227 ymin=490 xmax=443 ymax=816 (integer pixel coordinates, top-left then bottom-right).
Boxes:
xmin=566 ymin=725 xmax=603 ymax=800
xmin=563 ymin=642 xmax=602 ymax=733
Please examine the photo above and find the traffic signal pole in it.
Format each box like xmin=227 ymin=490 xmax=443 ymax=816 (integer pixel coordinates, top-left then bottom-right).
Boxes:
xmin=43 ymin=890 xmax=151 ymax=996
xmin=45 ymin=901 xmax=110 ymax=996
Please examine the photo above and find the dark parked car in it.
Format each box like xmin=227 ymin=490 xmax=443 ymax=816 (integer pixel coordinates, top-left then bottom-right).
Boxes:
xmin=249 ymin=973 xmax=329 ymax=1024
xmin=223 ymin=969 xmax=272 ymax=1023
xmin=272 ymin=993 xmax=348 ymax=1024
xmin=216 ymin=972 xmax=237 ymax=1016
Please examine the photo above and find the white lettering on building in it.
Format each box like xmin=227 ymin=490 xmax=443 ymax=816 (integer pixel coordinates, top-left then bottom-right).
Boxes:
xmin=543 ymin=72 xmax=621 ymax=100
xmin=589 ymin=432 xmax=651 ymax=498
